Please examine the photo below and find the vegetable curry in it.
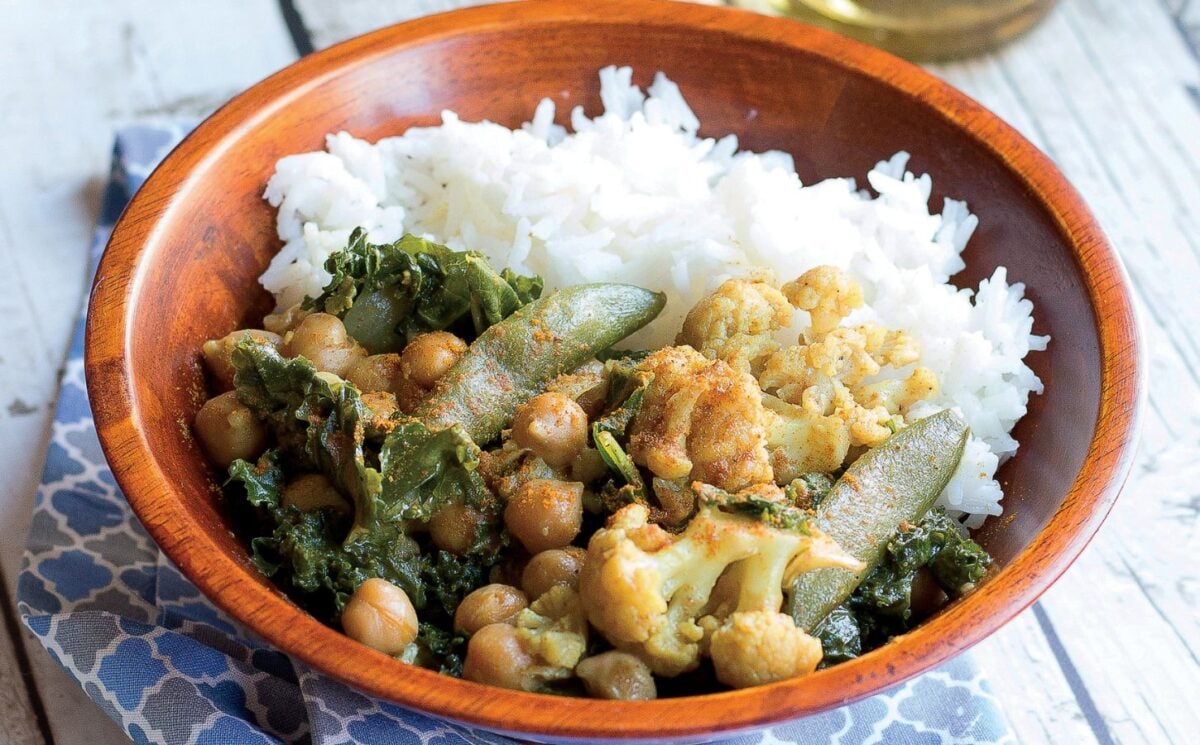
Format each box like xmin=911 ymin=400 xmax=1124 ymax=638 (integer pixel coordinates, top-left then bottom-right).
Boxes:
xmin=192 ymin=230 xmax=991 ymax=698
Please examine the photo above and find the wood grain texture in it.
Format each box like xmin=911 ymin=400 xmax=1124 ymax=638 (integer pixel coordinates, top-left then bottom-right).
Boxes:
xmin=0 ymin=626 xmax=46 ymax=745
xmin=968 ymin=611 xmax=1099 ymax=744
xmin=1170 ymin=0 xmax=1200 ymax=61
xmin=83 ymin=1 xmax=1139 ymax=740
xmin=0 ymin=2 xmax=297 ymax=744
xmin=295 ymin=0 xmax=494 ymax=49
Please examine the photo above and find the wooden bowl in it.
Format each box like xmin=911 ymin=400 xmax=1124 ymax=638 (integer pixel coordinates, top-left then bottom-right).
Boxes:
xmin=86 ymin=0 xmax=1141 ymax=740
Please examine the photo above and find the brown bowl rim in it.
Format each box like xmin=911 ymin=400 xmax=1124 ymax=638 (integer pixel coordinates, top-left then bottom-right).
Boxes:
xmin=85 ymin=0 xmax=1142 ymax=739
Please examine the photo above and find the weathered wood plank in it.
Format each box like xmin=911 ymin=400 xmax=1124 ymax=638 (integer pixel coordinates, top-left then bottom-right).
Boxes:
xmin=1169 ymin=0 xmax=1200 ymax=62
xmin=0 ymin=615 xmax=46 ymax=745
xmin=969 ymin=611 xmax=1099 ymax=745
xmin=294 ymin=0 xmax=492 ymax=49
xmin=0 ymin=2 xmax=297 ymax=743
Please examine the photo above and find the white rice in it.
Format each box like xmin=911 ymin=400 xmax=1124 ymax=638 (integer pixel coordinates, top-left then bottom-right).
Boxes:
xmin=260 ymin=66 xmax=1048 ymax=528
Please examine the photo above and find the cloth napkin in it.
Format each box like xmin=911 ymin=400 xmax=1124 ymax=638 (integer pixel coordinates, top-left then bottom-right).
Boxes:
xmin=17 ymin=125 xmax=1016 ymax=745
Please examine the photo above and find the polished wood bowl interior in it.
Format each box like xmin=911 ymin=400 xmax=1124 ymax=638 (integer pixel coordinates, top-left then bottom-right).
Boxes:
xmin=85 ymin=1 xmax=1140 ymax=740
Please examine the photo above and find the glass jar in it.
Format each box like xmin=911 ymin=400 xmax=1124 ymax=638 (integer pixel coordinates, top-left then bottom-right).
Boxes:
xmin=731 ymin=0 xmax=1059 ymax=61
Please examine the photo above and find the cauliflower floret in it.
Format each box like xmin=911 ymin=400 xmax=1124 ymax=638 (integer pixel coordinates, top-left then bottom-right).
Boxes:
xmin=758 ymin=268 xmax=938 ymax=454
xmin=515 ymin=585 xmax=588 ymax=672
xmin=762 ymin=395 xmax=850 ymax=481
xmin=629 ymin=346 xmax=774 ymax=491
xmin=578 ymin=503 xmax=760 ymax=676
xmin=782 ymin=265 xmax=864 ymax=338
xmin=867 ymin=327 xmax=922 ymax=368
xmin=708 ymin=611 xmax=823 ymax=689
xmin=855 ymin=366 xmax=939 ymax=415
xmin=677 ymin=275 xmax=792 ymax=375
xmin=761 ymin=327 xmax=882 ymax=400
xmin=579 ymin=497 xmax=861 ymax=680
xmin=665 ymin=266 xmax=936 ymax=477
xmin=760 ymin=327 xmax=938 ymax=451
xmin=759 ymin=329 xmax=894 ymax=451
xmin=692 ymin=484 xmax=862 ymax=688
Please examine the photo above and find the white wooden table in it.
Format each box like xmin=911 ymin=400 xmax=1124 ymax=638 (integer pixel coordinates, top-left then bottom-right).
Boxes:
xmin=2 ymin=1 xmax=1198 ymax=743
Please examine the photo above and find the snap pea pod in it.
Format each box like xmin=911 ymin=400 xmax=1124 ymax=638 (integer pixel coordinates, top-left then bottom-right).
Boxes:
xmin=789 ymin=410 xmax=969 ymax=631
xmin=415 ymin=283 xmax=666 ymax=445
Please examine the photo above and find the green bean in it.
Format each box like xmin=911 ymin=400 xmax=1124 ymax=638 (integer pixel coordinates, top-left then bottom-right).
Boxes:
xmin=416 ymin=284 xmax=665 ymax=445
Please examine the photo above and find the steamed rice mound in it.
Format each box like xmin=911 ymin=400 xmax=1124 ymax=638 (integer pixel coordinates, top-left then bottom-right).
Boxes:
xmin=260 ymin=66 xmax=1048 ymax=528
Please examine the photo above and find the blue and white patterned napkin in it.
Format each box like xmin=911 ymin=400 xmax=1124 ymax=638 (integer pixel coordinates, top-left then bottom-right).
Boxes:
xmin=17 ymin=125 xmax=1016 ymax=745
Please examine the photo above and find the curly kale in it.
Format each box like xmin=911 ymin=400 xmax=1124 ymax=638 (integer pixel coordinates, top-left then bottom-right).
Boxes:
xmin=853 ymin=509 xmax=991 ymax=619
xmin=231 ymin=340 xmax=495 ymax=534
xmin=228 ymin=450 xmax=424 ymax=616
xmin=813 ymin=508 xmax=992 ymax=662
xmin=812 ymin=606 xmax=862 ymax=667
xmin=400 ymin=622 xmax=469 ymax=677
xmin=227 ymin=340 xmax=507 ymax=666
xmin=302 ymin=229 xmax=543 ymax=353
xmin=377 ymin=418 xmax=496 ymax=525
xmin=930 ymin=531 xmax=993 ymax=592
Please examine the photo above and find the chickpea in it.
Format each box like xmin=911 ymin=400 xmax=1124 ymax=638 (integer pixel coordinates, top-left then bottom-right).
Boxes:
xmin=504 ymin=479 xmax=583 ymax=554
xmin=462 ymin=622 xmax=534 ymax=691
xmin=908 ymin=567 xmax=948 ymax=620
xmin=201 ymin=329 xmax=282 ymax=390
xmin=263 ymin=303 xmax=309 ymax=335
xmin=282 ymin=313 xmax=367 ymax=377
xmin=341 ymin=578 xmax=418 ymax=655
xmin=428 ymin=501 xmax=485 ymax=555
xmin=194 ymin=391 xmax=267 ymax=467
xmin=454 ymin=584 xmax=528 ymax=635
xmin=347 ymin=353 xmax=405 ymax=395
xmin=400 ymin=331 xmax=467 ymax=389
xmin=573 ymin=380 xmax=609 ymax=420
xmin=511 ymin=392 xmax=588 ymax=469
xmin=521 ymin=547 xmax=586 ymax=600
xmin=575 ymin=651 xmax=657 ymax=700
xmin=569 ymin=447 xmax=608 ymax=484
xmin=282 ymin=474 xmax=349 ymax=513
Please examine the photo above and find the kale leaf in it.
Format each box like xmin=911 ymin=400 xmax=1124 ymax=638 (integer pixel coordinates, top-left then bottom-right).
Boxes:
xmin=303 ymin=229 xmax=543 ymax=352
xmin=812 ymin=508 xmax=992 ymax=662
xmin=592 ymin=359 xmax=653 ymax=504
xmin=813 ymin=605 xmax=862 ymax=667
xmin=228 ymin=450 xmax=425 ymax=616
xmin=852 ymin=508 xmax=991 ymax=620
xmin=228 ymin=339 xmax=507 ymax=652
xmin=377 ymin=419 xmax=495 ymax=523
xmin=931 ymin=533 xmax=993 ymax=592
xmin=231 ymin=340 xmax=381 ymax=539
xmin=592 ymin=359 xmax=652 ymax=441
xmin=400 ymin=622 xmax=469 ymax=677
